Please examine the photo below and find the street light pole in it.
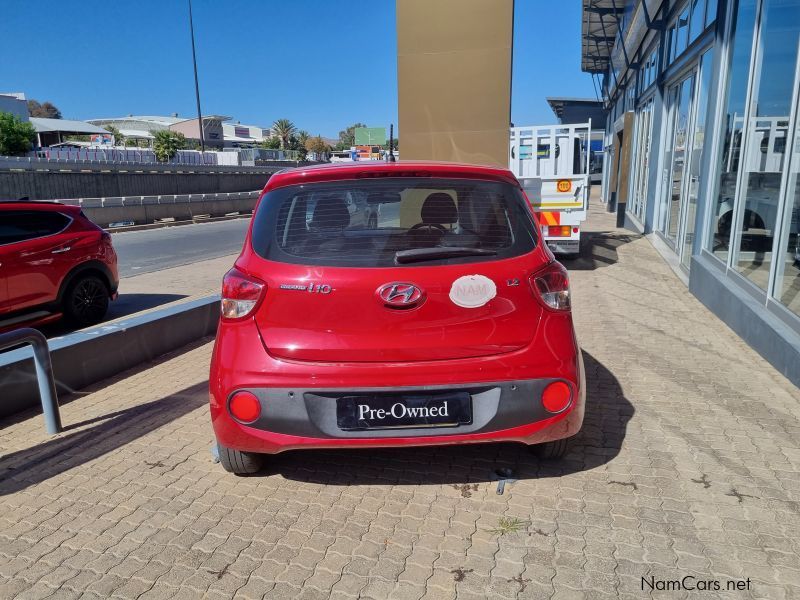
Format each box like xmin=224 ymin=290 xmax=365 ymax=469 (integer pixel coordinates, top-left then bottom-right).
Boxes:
xmin=188 ymin=0 xmax=205 ymax=153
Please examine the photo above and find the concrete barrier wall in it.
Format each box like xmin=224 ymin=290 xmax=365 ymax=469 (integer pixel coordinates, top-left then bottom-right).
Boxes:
xmin=0 ymin=169 xmax=275 ymax=200
xmin=0 ymin=296 xmax=219 ymax=419
xmin=61 ymin=191 xmax=262 ymax=226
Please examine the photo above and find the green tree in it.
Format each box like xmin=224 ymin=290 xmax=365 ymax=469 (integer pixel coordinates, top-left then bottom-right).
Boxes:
xmin=271 ymin=118 xmax=296 ymax=149
xmin=287 ymin=135 xmax=308 ymax=160
xmin=305 ymin=135 xmax=330 ymax=159
xmin=296 ymin=130 xmax=310 ymax=147
xmin=152 ymin=130 xmax=187 ymax=162
xmin=260 ymin=137 xmax=281 ymax=150
xmin=0 ymin=112 xmax=36 ymax=156
xmin=104 ymin=125 xmax=123 ymax=146
xmin=27 ymin=99 xmax=62 ymax=119
xmin=336 ymin=122 xmax=367 ymax=150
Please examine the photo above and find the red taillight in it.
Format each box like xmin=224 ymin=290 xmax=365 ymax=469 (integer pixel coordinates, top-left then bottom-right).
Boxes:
xmin=531 ymin=261 xmax=570 ymax=311
xmin=541 ymin=381 xmax=572 ymax=413
xmin=221 ymin=268 xmax=266 ymax=320
xmin=228 ymin=391 xmax=261 ymax=423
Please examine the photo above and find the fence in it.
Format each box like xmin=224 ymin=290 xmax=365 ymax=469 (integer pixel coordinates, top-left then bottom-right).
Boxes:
xmin=36 ymin=147 xmax=219 ymax=165
xmin=32 ymin=146 xmax=305 ymax=166
xmin=0 ymin=328 xmax=61 ymax=434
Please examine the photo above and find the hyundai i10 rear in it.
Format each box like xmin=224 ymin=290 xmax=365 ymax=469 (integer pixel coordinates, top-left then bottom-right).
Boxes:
xmin=209 ymin=162 xmax=584 ymax=474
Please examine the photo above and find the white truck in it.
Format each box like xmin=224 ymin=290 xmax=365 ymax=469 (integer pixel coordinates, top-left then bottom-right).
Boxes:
xmin=509 ymin=121 xmax=592 ymax=256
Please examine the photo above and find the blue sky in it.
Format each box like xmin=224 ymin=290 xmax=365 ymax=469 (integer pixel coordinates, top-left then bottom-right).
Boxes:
xmin=0 ymin=1 xmax=596 ymax=138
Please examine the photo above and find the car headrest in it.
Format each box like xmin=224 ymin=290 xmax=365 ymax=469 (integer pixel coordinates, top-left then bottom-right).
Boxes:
xmin=421 ymin=192 xmax=457 ymax=225
xmin=310 ymin=195 xmax=350 ymax=230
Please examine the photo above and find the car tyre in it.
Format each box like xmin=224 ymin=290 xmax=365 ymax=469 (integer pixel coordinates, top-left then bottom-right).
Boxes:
xmin=63 ymin=275 xmax=109 ymax=326
xmin=530 ymin=437 xmax=570 ymax=459
xmin=218 ymin=444 xmax=264 ymax=475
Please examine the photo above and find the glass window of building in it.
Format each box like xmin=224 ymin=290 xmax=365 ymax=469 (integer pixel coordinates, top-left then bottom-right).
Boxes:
xmin=681 ymin=50 xmax=715 ymax=269
xmin=706 ymin=0 xmax=718 ymax=24
xmin=706 ymin=0 xmax=758 ymax=262
xmin=676 ymin=6 xmax=691 ymax=58
xmin=777 ymin=110 xmax=800 ymax=316
xmin=630 ymin=99 xmax=654 ymax=222
xmin=733 ymin=0 xmax=800 ymax=290
xmin=660 ymin=76 xmax=695 ymax=243
xmin=689 ymin=0 xmax=708 ymax=42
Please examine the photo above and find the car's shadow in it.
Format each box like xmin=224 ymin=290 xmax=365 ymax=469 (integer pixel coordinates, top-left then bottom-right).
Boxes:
xmin=270 ymin=351 xmax=633 ymax=484
xmin=560 ymin=230 xmax=641 ymax=271
xmin=0 ymin=351 xmax=632 ymax=494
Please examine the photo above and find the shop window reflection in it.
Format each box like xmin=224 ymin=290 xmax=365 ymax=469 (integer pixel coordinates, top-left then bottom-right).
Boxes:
xmin=707 ymin=0 xmax=757 ymax=262
xmin=777 ymin=89 xmax=800 ymax=315
xmin=733 ymin=0 xmax=800 ymax=289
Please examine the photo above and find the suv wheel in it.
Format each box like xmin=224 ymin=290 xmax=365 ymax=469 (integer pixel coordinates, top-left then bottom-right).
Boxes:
xmin=217 ymin=444 xmax=264 ymax=475
xmin=63 ymin=275 xmax=109 ymax=326
xmin=530 ymin=437 xmax=570 ymax=459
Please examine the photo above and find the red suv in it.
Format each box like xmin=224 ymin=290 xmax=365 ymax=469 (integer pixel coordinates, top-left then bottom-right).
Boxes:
xmin=0 ymin=201 xmax=118 ymax=331
xmin=210 ymin=162 xmax=584 ymax=474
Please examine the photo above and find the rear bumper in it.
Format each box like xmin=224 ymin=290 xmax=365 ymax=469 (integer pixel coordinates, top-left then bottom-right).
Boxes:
xmin=212 ymin=358 xmax=584 ymax=454
xmin=210 ymin=313 xmax=583 ymax=454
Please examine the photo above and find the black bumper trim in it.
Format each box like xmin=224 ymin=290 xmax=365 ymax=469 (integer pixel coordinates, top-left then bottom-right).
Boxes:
xmin=233 ymin=379 xmax=568 ymax=439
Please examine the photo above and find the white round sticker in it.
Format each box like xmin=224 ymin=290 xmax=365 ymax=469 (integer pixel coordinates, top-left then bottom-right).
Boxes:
xmin=449 ymin=275 xmax=497 ymax=308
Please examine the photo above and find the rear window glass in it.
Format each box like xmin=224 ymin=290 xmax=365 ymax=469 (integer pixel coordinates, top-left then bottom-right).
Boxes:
xmin=250 ymin=177 xmax=537 ymax=267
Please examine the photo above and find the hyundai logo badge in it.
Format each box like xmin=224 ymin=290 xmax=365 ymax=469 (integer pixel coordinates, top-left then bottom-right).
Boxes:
xmin=377 ymin=283 xmax=425 ymax=308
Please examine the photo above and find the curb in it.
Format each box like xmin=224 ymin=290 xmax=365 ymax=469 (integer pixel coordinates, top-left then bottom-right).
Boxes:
xmin=0 ymin=296 xmax=220 ymax=419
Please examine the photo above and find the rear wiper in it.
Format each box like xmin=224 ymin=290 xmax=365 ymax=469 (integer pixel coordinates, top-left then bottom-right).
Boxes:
xmin=394 ymin=247 xmax=497 ymax=264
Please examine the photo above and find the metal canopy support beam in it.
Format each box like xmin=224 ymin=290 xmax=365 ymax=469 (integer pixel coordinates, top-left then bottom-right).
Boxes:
xmin=586 ymin=6 xmax=624 ymax=16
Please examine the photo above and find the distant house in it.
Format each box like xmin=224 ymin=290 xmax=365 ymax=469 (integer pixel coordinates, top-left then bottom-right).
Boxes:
xmin=29 ymin=118 xmax=110 ymax=147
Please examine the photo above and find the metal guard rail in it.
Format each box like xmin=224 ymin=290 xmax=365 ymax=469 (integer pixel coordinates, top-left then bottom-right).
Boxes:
xmin=0 ymin=328 xmax=62 ymax=434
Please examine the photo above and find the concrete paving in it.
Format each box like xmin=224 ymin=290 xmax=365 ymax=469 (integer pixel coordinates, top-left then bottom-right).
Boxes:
xmin=1 ymin=198 xmax=799 ymax=599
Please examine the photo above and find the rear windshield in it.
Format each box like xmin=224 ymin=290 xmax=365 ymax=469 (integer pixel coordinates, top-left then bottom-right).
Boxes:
xmin=250 ymin=177 xmax=537 ymax=267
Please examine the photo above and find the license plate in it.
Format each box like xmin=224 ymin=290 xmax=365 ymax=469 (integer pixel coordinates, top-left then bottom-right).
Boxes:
xmin=336 ymin=392 xmax=472 ymax=431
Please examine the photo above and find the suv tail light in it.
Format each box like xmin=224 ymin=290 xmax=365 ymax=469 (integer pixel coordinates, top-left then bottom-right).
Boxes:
xmin=531 ymin=261 xmax=570 ymax=311
xmin=221 ymin=268 xmax=266 ymax=320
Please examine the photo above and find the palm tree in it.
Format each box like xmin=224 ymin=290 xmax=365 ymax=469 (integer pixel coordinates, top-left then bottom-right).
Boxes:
xmin=272 ymin=118 xmax=297 ymax=150
xmin=296 ymin=130 xmax=310 ymax=147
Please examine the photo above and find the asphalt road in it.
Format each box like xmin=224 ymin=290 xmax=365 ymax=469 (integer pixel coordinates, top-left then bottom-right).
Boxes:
xmin=112 ymin=218 xmax=251 ymax=278
xmin=38 ymin=219 xmax=250 ymax=337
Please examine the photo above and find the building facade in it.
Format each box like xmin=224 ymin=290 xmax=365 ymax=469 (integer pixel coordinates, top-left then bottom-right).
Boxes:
xmin=0 ymin=92 xmax=30 ymax=121
xmin=221 ymin=122 xmax=271 ymax=147
xmin=88 ymin=115 xmax=265 ymax=148
xmin=584 ymin=0 xmax=800 ymax=385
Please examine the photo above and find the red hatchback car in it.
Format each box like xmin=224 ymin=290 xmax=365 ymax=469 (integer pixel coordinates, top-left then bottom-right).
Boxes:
xmin=0 ymin=201 xmax=118 ymax=331
xmin=210 ymin=162 xmax=585 ymax=474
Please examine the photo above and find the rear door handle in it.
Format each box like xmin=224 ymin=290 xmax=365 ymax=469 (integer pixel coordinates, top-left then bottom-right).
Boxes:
xmin=51 ymin=246 xmax=71 ymax=254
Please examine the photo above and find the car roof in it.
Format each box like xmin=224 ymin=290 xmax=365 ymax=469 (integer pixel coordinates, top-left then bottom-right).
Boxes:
xmin=0 ymin=200 xmax=81 ymax=214
xmin=264 ymin=160 xmax=521 ymax=191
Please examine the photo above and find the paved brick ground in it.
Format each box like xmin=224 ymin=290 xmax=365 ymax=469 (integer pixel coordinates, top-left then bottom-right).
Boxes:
xmin=1 ymin=199 xmax=799 ymax=599
xmin=119 ymin=254 xmax=236 ymax=301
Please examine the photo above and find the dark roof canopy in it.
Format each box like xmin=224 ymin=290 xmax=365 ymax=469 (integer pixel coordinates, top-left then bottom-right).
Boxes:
xmin=581 ymin=0 xmax=624 ymax=73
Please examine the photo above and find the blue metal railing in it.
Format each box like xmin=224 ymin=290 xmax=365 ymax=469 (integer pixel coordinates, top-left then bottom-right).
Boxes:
xmin=0 ymin=328 xmax=62 ymax=434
